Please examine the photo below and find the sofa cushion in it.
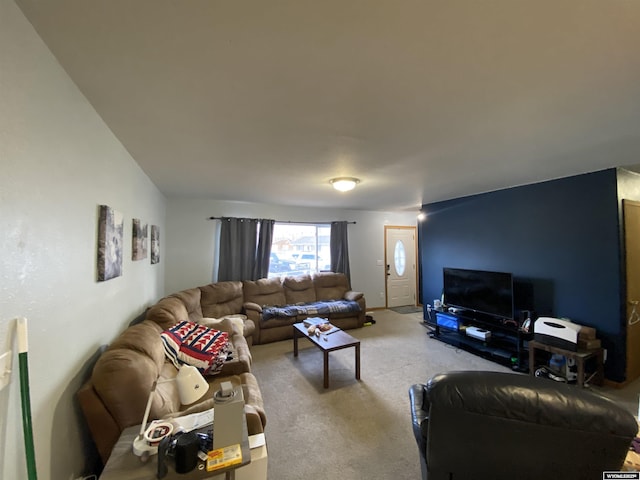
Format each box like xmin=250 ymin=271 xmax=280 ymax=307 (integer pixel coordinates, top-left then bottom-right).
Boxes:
xmin=146 ymin=297 xmax=191 ymax=330
xmin=243 ymin=277 xmax=286 ymax=306
xmin=92 ymin=321 xmax=167 ymax=430
xmin=161 ymin=321 xmax=231 ymax=375
xmin=170 ymin=288 xmax=203 ymax=323
xmin=108 ymin=320 xmax=166 ymax=367
xmin=313 ymin=272 xmax=350 ymax=300
xmin=199 ymin=281 xmax=244 ymax=318
xmin=283 ymin=275 xmax=316 ymax=304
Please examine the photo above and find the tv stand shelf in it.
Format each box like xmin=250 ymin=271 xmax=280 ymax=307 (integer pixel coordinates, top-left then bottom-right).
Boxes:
xmin=426 ymin=309 xmax=530 ymax=371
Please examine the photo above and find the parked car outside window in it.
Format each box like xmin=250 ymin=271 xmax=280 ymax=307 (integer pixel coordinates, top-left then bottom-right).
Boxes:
xmin=269 ymin=253 xmax=296 ymax=273
xmin=295 ymin=253 xmax=330 ymax=271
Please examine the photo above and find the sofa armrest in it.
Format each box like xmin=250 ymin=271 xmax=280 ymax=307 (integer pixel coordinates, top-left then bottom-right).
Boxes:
xmin=243 ymin=302 xmax=262 ymax=313
xmin=242 ymin=305 xmax=262 ymax=345
xmin=344 ymin=290 xmax=364 ymax=302
xmin=166 ymin=372 xmax=266 ymax=435
xmin=77 ymin=380 xmax=122 ymax=464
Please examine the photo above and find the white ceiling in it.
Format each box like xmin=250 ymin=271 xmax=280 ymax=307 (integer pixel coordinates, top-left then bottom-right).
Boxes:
xmin=15 ymin=0 xmax=640 ymax=211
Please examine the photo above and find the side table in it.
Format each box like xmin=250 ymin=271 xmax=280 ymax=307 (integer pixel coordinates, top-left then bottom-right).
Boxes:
xmin=528 ymin=340 xmax=604 ymax=387
xmin=99 ymin=420 xmax=253 ymax=480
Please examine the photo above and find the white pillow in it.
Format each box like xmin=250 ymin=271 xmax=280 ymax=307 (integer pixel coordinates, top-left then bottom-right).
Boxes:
xmin=200 ymin=317 xmax=233 ymax=333
xmin=223 ymin=314 xmax=247 ymax=335
xmin=200 ymin=315 xmax=245 ymax=336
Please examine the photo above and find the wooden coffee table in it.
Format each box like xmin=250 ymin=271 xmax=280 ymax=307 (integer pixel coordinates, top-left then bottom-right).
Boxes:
xmin=293 ymin=322 xmax=361 ymax=388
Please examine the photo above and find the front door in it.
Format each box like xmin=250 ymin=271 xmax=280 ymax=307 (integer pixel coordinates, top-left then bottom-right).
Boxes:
xmin=385 ymin=226 xmax=417 ymax=308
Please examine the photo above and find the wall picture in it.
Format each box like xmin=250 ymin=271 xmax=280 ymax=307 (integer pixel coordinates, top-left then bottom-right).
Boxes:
xmin=151 ymin=225 xmax=160 ymax=264
xmin=132 ymin=218 xmax=148 ymax=260
xmin=97 ymin=205 xmax=124 ymax=281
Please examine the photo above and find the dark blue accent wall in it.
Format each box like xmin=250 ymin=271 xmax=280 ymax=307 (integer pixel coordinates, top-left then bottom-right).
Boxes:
xmin=419 ymin=169 xmax=628 ymax=381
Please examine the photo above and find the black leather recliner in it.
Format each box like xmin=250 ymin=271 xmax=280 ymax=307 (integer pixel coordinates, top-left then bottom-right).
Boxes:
xmin=409 ymin=371 xmax=638 ymax=480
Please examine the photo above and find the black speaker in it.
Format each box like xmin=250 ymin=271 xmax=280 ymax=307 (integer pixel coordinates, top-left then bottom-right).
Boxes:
xmin=174 ymin=432 xmax=200 ymax=474
xmin=157 ymin=436 xmax=171 ymax=479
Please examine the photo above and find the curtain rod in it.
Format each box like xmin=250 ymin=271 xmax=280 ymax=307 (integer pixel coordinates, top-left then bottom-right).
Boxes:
xmin=208 ymin=216 xmax=356 ymax=225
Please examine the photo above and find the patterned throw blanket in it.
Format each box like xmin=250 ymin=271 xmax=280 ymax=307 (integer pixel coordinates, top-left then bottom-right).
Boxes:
xmin=262 ymin=299 xmax=361 ymax=321
xmin=161 ymin=321 xmax=231 ymax=375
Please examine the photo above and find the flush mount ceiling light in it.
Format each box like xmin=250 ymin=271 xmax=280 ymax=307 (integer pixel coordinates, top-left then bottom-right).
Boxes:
xmin=330 ymin=177 xmax=360 ymax=192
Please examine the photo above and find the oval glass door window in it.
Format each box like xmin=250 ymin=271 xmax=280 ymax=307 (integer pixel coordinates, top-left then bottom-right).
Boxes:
xmin=394 ymin=240 xmax=406 ymax=276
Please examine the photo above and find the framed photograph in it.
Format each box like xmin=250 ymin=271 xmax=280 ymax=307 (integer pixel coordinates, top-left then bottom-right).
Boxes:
xmin=150 ymin=225 xmax=160 ymax=264
xmin=132 ymin=218 xmax=148 ymax=261
xmin=97 ymin=205 xmax=124 ymax=281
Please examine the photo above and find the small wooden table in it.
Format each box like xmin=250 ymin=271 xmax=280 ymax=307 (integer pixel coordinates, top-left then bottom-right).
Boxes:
xmin=292 ymin=322 xmax=361 ymax=388
xmin=528 ymin=340 xmax=605 ymax=387
xmin=99 ymin=419 xmax=250 ymax=480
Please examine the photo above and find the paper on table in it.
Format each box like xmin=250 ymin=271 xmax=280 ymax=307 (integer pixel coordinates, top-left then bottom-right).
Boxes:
xmin=249 ymin=433 xmax=266 ymax=449
xmin=169 ymin=408 xmax=214 ymax=433
xmin=302 ymin=317 xmax=328 ymax=328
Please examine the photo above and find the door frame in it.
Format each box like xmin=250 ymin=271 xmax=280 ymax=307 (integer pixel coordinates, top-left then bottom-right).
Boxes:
xmin=384 ymin=225 xmax=419 ymax=308
xmin=623 ymin=199 xmax=640 ymax=382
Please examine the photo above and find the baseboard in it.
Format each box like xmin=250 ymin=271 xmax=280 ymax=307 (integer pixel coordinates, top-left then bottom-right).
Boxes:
xmin=603 ymin=378 xmax=630 ymax=389
xmin=367 ymin=305 xmax=424 ymax=312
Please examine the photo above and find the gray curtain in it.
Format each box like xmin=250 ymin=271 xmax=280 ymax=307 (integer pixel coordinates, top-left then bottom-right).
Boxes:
xmin=217 ymin=217 xmax=258 ymax=281
xmin=254 ymin=219 xmax=275 ymax=280
xmin=330 ymin=221 xmax=351 ymax=284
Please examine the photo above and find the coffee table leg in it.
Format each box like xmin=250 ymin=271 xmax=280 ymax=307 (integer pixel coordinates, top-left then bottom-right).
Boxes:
xmin=355 ymin=343 xmax=360 ymax=380
xmin=324 ymin=351 xmax=329 ymax=388
xmin=293 ymin=328 xmax=299 ymax=357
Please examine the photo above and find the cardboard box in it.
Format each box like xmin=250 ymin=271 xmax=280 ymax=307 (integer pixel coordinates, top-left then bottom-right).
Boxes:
xmin=578 ymin=338 xmax=601 ymax=350
xmin=578 ymin=326 xmax=596 ymax=340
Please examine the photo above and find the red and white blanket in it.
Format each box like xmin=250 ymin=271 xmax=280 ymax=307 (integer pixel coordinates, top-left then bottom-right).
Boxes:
xmin=161 ymin=320 xmax=231 ymax=375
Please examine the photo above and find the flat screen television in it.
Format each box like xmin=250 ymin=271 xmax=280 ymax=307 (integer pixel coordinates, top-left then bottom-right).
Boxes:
xmin=443 ymin=268 xmax=514 ymax=320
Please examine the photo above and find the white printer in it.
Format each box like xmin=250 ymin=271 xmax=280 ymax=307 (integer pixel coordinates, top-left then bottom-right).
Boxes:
xmin=534 ymin=317 xmax=581 ymax=351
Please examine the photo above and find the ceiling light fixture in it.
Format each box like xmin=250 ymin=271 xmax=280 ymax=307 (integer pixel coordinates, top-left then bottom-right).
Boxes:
xmin=330 ymin=177 xmax=360 ymax=192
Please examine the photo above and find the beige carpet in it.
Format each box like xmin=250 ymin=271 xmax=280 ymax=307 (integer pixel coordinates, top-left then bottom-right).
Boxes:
xmin=249 ymin=309 xmax=514 ymax=480
xmin=250 ymin=310 xmax=640 ymax=479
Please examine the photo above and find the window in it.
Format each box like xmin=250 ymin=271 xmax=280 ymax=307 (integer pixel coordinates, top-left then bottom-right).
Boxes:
xmin=394 ymin=240 xmax=406 ymax=276
xmin=268 ymin=223 xmax=331 ymax=278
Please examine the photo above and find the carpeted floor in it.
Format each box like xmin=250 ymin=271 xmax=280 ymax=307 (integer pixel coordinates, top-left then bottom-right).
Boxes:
xmin=388 ymin=305 xmax=423 ymax=314
xmin=249 ymin=309 xmax=513 ymax=480
xmin=249 ymin=310 xmax=640 ymax=479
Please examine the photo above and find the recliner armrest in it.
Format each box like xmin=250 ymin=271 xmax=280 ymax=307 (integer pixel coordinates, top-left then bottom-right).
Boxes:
xmin=243 ymin=302 xmax=262 ymax=313
xmin=344 ymin=290 xmax=363 ymax=301
xmin=409 ymin=384 xmax=429 ymax=451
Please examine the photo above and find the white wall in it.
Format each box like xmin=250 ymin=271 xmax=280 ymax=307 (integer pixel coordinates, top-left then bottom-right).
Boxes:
xmin=165 ymin=198 xmax=418 ymax=308
xmin=0 ymin=1 xmax=166 ymax=479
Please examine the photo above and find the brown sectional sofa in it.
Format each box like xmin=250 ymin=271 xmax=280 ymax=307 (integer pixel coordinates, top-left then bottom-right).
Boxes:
xmin=77 ymin=316 xmax=264 ymax=465
xmin=243 ymin=273 xmax=366 ymax=344
xmin=78 ymin=272 xmax=365 ymax=466
xmin=146 ymin=272 xmax=365 ymax=345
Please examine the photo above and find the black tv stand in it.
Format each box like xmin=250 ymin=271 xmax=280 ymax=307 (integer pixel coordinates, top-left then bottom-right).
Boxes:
xmin=425 ymin=308 xmax=530 ymax=372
